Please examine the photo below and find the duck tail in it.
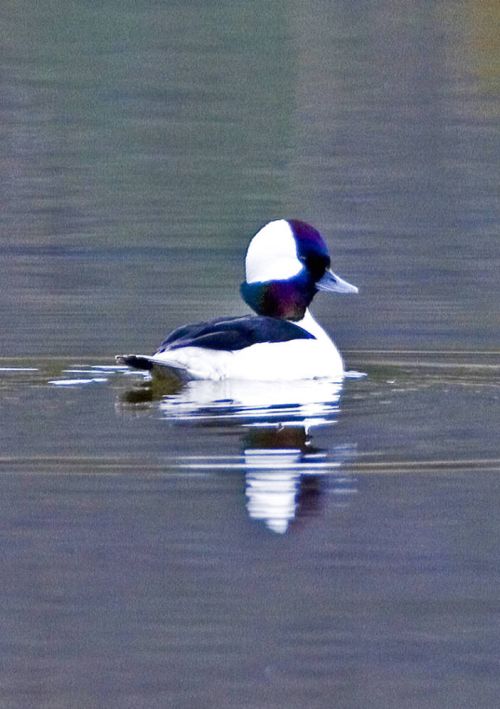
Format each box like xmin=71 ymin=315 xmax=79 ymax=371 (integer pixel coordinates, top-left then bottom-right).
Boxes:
xmin=115 ymin=354 xmax=154 ymax=370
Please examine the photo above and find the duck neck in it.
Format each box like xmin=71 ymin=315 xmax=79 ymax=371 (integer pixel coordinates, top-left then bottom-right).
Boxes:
xmin=240 ymin=277 xmax=315 ymax=321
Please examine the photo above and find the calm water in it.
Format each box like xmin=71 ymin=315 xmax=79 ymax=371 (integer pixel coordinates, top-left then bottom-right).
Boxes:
xmin=1 ymin=1 xmax=500 ymax=707
xmin=1 ymin=357 xmax=500 ymax=708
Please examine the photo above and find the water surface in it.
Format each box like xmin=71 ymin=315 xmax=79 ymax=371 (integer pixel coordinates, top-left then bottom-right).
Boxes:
xmin=1 ymin=356 xmax=499 ymax=707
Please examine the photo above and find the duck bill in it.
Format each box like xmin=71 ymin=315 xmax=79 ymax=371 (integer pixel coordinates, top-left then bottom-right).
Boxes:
xmin=316 ymin=269 xmax=359 ymax=294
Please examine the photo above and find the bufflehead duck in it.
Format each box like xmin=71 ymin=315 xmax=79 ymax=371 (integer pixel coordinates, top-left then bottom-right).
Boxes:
xmin=116 ymin=219 xmax=358 ymax=381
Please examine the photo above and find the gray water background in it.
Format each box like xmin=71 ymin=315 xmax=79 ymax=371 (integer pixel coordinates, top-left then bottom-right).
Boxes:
xmin=2 ymin=0 xmax=498 ymax=356
xmin=1 ymin=2 xmax=500 ymax=708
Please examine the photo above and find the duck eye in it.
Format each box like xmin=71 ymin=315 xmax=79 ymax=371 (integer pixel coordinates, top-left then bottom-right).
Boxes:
xmin=302 ymin=253 xmax=329 ymax=276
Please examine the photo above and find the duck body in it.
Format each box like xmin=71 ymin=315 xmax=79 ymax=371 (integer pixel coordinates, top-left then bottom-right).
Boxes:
xmin=117 ymin=219 xmax=357 ymax=382
xmin=121 ymin=309 xmax=343 ymax=381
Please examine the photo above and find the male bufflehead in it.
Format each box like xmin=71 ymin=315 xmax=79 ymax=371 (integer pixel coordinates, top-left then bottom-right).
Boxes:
xmin=116 ymin=219 xmax=358 ymax=381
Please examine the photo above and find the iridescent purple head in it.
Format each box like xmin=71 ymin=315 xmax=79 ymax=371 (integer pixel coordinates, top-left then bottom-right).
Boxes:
xmin=240 ymin=219 xmax=358 ymax=320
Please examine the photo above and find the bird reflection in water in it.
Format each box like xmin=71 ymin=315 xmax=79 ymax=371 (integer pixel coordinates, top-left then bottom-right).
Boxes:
xmin=119 ymin=375 xmax=357 ymax=534
xmin=243 ymin=425 xmax=330 ymax=534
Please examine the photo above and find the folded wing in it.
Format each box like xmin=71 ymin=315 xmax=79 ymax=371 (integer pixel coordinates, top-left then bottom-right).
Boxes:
xmin=157 ymin=315 xmax=314 ymax=353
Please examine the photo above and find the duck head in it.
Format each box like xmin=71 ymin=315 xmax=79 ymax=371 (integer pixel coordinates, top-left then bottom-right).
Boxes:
xmin=240 ymin=219 xmax=358 ymax=321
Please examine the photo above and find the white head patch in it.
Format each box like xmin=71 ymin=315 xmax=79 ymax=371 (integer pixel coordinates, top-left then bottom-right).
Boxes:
xmin=245 ymin=220 xmax=303 ymax=283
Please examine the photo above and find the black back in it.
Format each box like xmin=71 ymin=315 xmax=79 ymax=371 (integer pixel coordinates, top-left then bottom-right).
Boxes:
xmin=157 ymin=315 xmax=314 ymax=353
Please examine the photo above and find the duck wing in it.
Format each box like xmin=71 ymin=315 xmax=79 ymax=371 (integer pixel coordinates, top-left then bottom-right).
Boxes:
xmin=158 ymin=315 xmax=314 ymax=352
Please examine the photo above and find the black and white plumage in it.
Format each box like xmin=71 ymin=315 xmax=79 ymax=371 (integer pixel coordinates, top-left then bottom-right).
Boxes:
xmin=116 ymin=219 xmax=358 ymax=381
xmin=117 ymin=315 xmax=314 ymax=380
